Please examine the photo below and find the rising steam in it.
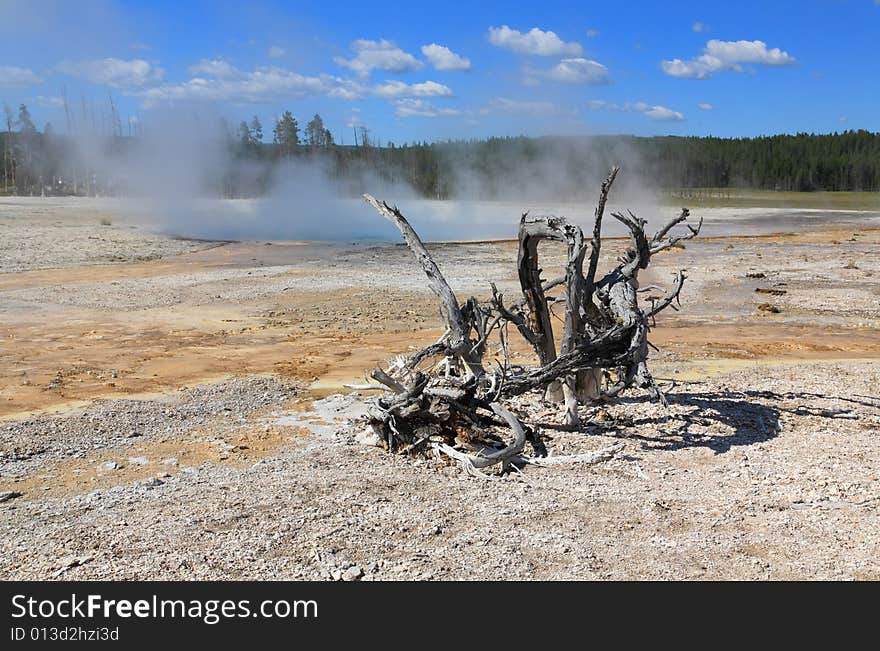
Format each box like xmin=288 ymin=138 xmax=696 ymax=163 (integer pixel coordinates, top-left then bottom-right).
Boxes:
xmin=59 ymin=107 xmax=664 ymax=242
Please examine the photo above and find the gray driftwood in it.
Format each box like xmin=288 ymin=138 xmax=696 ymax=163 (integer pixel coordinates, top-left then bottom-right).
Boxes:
xmin=361 ymin=167 xmax=700 ymax=474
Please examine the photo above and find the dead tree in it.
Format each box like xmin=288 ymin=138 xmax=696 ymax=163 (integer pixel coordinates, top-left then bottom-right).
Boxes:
xmin=360 ymin=167 xmax=701 ymax=475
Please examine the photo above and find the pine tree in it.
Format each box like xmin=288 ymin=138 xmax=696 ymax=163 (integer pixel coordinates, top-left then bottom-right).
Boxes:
xmin=305 ymin=114 xmax=327 ymax=147
xmin=17 ymin=104 xmax=36 ymax=134
xmin=249 ymin=115 xmax=263 ymax=143
xmin=238 ymin=121 xmax=253 ymax=146
xmin=272 ymin=111 xmax=299 ymax=157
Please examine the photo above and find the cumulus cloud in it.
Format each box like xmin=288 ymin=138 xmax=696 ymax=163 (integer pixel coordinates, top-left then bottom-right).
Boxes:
xmin=697 ymin=102 xmax=713 ymax=110
xmin=589 ymin=100 xmax=686 ymax=121
xmin=692 ymin=21 xmax=705 ymax=33
xmin=394 ymin=98 xmax=460 ymax=118
xmin=57 ymin=58 xmax=164 ymax=87
xmin=268 ymin=46 xmax=286 ymax=58
xmin=0 ymin=65 xmax=42 ymax=87
xmin=371 ymin=80 xmax=453 ymax=98
xmin=644 ymin=105 xmax=686 ymax=121
xmin=139 ymin=66 xmax=357 ymax=105
xmin=334 ymin=38 xmax=423 ymax=77
xmin=188 ymin=59 xmax=243 ymax=79
xmin=488 ymin=97 xmax=565 ymax=116
xmin=421 ymin=44 xmax=471 ymax=71
xmin=140 ymin=61 xmax=450 ymax=105
xmin=526 ymin=57 xmax=609 ymax=84
xmin=487 ymin=25 xmax=583 ymax=56
xmin=661 ymin=39 xmax=796 ymax=79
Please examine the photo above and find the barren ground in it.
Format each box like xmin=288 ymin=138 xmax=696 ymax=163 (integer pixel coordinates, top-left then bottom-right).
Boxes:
xmin=1 ymin=198 xmax=879 ymax=580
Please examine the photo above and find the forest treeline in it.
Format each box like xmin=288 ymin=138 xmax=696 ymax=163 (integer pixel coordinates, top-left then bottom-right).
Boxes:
xmin=2 ymin=102 xmax=879 ymax=198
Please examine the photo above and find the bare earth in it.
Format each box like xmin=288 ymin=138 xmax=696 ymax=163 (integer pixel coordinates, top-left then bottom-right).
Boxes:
xmin=1 ymin=198 xmax=879 ymax=580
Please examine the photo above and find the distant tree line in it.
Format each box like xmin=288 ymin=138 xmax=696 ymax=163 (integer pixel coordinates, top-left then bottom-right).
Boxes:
xmin=382 ymin=132 xmax=880 ymax=198
xmin=633 ymin=131 xmax=880 ymax=192
xmin=2 ymin=100 xmax=879 ymax=198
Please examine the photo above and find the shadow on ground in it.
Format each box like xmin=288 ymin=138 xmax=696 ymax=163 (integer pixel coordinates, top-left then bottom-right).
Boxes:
xmin=538 ymin=388 xmax=876 ymax=455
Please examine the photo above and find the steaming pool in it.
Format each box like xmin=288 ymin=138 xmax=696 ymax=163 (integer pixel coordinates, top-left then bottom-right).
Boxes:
xmin=138 ymin=197 xmax=880 ymax=243
xmin=4 ymin=195 xmax=877 ymax=245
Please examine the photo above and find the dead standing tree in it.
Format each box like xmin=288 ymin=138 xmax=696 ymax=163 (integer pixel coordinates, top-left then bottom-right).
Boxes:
xmin=360 ymin=167 xmax=701 ymax=475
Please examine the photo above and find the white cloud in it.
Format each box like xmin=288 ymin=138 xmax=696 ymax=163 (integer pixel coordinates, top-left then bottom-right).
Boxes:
xmin=268 ymin=46 xmax=286 ymax=58
xmin=488 ymin=97 xmax=565 ymax=116
xmin=692 ymin=21 xmax=705 ymax=33
xmin=421 ymin=44 xmax=471 ymax=71
xmin=838 ymin=116 xmax=848 ymax=123
xmin=661 ymin=39 xmax=796 ymax=79
xmin=140 ymin=66 xmax=358 ymax=105
xmin=487 ymin=25 xmax=582 ymax=56
xmin=697 ymin=102 xmax=713 ymax=110
xmin=527 ymin=57 xmax=609 ymax=84
xmin=706 ymin=40 xmax=797 ymax=65
xmin=334 ymin=38 xmax=423 ymax=77
xmin=371 ymin=80 xmax=453 ymax=98
xmin=0 ymin=65 xmax=42 ymax=87
xmin=188 ymin=59 xmax=243 ymax=79
xmin=140 ymin=61 xmax=450 ymax=105
xmin=644 ymin=106 xmax=686 ymax=121
xmin=394 ymin=98 xmax=460 ymax=118
xmin=57 ymin=58 xmax=164 ymax=87
xmin=589 ymin=100 xmax=686 ymax=121
xmin=586 ymin=29 xmax=600 ymax=38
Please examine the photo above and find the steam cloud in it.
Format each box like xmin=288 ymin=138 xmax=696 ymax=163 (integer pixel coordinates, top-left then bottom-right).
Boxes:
xmin=59 ymin=106 xmax=662 ymax=243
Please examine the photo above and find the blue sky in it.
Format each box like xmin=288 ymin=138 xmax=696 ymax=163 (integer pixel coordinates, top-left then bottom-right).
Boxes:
xmin=1 ymin=0 xmax=878 ymax=144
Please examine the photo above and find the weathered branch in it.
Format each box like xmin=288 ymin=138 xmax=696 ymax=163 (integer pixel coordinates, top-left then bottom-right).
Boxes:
xmin=430 ymin=402 xmax=527 ymax=475
xmin=645 ymin=271 xmax=687 ymax=318
xmin=515 ymin=442 xmax=625 ymax=466
xmin=359 ymin=168 xmax=700 ymax=476
xmin=364 ymin=195 xmax=463 ymax=339
xmin=370 ymin=369 xmax=406 ymax=394
xmin=651 ymin=210 xmax=703 ymax=254
xmin=363 ymin=194 xmax=484 ymax=377
xmin=585 ymin=166 xmax=620 ymax=290
xmin=612 ymin=210 xmax=651 ymax=278
xmin=517 ymin=215 xmax=566 ymax=366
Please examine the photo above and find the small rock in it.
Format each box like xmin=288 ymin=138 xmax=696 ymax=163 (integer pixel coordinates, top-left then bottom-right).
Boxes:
xmin=355 ymin=426 xmax=381 ymax=447
xmin=755 ymin=287 xmax=786 ymax=296
xmin=0 ymin=490 xmax=23 ymax=503
xmin=342 ymin=565 xmax=364 ymax=581
xmin=52 ymin=555 xmax=93 ymax=577
xmin=143 ymin=477 xmax=164 ymax=487
xmin=97 ymin=461 xmax=119 ymax=472
xmin=161 ymin=457 xmax=178 ymax=466
xmin=156 ymin=472 xmax=172 ymax=479
xmin=59 ymin=555 xmax=92 ymax=569
xmin=127 ymin=456 xmax=149 ymax=465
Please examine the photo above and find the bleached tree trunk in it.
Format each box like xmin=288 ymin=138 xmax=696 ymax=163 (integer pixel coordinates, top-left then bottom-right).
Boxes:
xmin=359 ymin=166 xmax=702 ymax=472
